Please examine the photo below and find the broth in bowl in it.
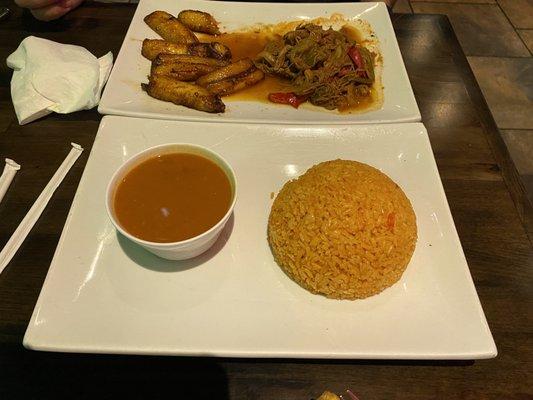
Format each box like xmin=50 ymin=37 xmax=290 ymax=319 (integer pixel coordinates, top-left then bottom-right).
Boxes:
xmin=113 ymin=152 xmax=232 ymax=243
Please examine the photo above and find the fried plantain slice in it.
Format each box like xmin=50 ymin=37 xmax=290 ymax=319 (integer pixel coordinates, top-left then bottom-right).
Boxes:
xmin=144 ymin=11 xmax=199 ymax=44
xmin=142 ymin=39 xmax=232 ymax=62
xmin=150 ymin=62 xmax=220 ymax=82
xmin=196 ymin=58 xmax=255 ymax=87
xmin=208 ymin=42 xmax=232 ymax=61
xmin=142 ymin=75 xmax=225 ymax=113
xmin=177 ymin=10 xmax=220 ymax=35
xmin=153 ymin=53 xmax=228 ymax=67
xmin=204 ymin=67 xmax=265 ymax=96
xmin=142 ymin=39 xmax=189 ymax=60
xmin=187 ymin=42 xmax=231 ymax=61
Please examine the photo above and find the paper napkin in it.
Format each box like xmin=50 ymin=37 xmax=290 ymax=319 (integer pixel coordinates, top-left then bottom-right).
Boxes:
xmin=6 ymin=36 xmax=113 ymax=125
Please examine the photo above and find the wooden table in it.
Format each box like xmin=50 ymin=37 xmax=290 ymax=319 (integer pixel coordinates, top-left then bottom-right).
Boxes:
xmin=1 ymin=2 xmax=532 ymax=399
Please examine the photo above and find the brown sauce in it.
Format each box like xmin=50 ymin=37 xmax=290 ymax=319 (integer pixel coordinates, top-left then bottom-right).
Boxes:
xmin=114 ymin=153 xmax=232 ymax=243
xmin=203 ymin=31 xmax=293 ymax=102
xmin=214 ymin=31 xmax=271 ymax=61
xmin=205 ymin=24 xmax=379 ymax=112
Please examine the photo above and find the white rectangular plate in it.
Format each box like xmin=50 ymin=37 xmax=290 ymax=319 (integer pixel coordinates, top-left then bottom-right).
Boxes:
xmin=98 ymin=0 xmax=420 ymax=124
xmin=24 ymin=116 xmax=495 ymax=359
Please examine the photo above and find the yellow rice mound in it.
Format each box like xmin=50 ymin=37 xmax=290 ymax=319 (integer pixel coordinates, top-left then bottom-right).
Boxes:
xmin=268 ymin=160 xmax=417 ymax=300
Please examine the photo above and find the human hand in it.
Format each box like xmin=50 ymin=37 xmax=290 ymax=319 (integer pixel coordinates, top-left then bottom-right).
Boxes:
xmin=15 ymin=0 xmax=84 ymax=21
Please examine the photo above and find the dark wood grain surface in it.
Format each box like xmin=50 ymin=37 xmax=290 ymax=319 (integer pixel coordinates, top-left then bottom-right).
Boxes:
xmin=0 ymin=2 xmax=532 ymax=399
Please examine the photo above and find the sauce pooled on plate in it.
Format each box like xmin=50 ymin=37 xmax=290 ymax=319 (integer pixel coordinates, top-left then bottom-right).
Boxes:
xmin=114 ymin=153 xmax=232 ymax=243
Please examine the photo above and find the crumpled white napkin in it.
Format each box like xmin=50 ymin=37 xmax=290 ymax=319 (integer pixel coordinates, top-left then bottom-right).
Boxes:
xmin=6 ymin=36 xmax=113 ymax=125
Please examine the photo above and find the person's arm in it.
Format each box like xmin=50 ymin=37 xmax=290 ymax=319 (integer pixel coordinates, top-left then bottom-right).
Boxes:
xmin=14 ymin=0 xmax=84 ymax=21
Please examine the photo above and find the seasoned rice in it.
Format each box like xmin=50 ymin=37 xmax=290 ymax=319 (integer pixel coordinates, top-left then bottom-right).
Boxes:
xmin=268 ymin=159 xmax=417 ymax=300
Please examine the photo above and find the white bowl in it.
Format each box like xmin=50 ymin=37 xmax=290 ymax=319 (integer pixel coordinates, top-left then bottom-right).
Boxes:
xmin=106 ymin=143 xmax=236 ymax=260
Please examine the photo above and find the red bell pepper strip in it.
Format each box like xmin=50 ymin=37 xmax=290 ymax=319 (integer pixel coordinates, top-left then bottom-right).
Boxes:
xmin=268 ymin=92 xmax=307 ymax=108
xmin=348 ymin=46 xmax=364 ymax=69
xmin=348 ymin=46 xmax=368 ymax=79
xmin=387 ymin=212 xmax=396 ymax=231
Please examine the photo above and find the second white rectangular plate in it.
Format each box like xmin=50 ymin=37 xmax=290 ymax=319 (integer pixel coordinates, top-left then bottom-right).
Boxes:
xmin=98 ymin=0 xmax=420 ymax=124
xmin=24 ymin=116 xmax=495 ymax=359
